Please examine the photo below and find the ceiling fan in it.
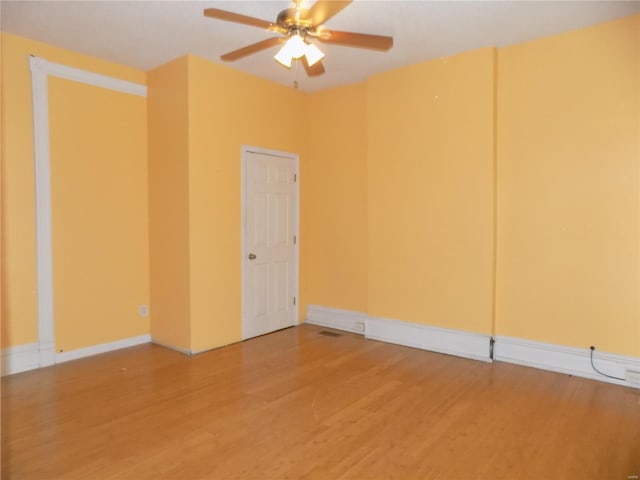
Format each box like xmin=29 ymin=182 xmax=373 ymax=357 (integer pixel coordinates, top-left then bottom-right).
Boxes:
xmin=203 ymin=1 xmax=394 ymax=78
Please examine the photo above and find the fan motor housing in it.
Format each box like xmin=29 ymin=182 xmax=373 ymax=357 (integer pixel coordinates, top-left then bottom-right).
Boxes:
xmin=277 ymin=8 xmax=313 ymax=29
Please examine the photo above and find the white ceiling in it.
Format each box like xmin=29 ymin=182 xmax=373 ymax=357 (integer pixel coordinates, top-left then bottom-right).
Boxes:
xmin=2 ymin=1 xmax=638 ymax=92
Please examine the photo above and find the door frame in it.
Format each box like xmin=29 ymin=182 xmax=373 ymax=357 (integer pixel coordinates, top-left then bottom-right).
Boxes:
xmin=29 ymin=56 xmax=147 ymax=367
xmin=240 ymin=145 xmax=300 ymax=340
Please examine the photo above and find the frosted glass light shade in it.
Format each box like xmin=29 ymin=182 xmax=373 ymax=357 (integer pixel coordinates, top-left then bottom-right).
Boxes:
xmin=274 ymin=45 xmax=293 ymax=67
xmin=286 ymin=34 xmax=307 ymax=59
xmin=304 ymin=43 xmax=325 ymax=66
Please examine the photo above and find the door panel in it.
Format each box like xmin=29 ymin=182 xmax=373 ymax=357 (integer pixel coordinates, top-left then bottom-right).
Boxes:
xmin=243 ymin=150 xmax=297 ymax=339
xmin=254 ymin=264 xmax=268 ymax=316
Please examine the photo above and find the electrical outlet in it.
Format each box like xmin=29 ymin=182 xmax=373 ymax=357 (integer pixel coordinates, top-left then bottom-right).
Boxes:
xmin=355 ymin=321 xmax=365 ymax=334
xmin=625 ymin=369 xmax=640 ymax=385
xmin=138 ymin=304 xmax=149 ymax=318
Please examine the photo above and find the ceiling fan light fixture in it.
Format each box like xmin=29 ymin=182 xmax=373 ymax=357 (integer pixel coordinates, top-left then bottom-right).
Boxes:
xmin=275 ymin=33 xmax=324 ymax=68
xmin=207 ymin=2 xmax=394 ymax=79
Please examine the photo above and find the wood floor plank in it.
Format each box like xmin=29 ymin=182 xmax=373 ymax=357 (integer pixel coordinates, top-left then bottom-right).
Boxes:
xmin=2 ymin=325 xmax=639 ymax=479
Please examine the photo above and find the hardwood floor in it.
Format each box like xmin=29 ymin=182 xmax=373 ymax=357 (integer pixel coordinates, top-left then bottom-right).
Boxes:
xmin=2 ymin=324 xmax=639 ymax=479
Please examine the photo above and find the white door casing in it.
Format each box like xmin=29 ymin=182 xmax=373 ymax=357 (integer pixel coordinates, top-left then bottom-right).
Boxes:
xmin=29 ymin=56 xmax=147 ymax=367
xmin=241 ymin=147 xmax=299 ymax=339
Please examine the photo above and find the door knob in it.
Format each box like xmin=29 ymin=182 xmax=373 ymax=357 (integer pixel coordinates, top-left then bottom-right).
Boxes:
xmin=248 ymin=253 xmax=257 ymax=260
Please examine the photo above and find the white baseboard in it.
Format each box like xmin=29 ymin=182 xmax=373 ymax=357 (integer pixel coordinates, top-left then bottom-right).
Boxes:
xmin=366 ymin=316 xmax=492 ymax=362
xmin=56 ymin=334 xmax=151 ymax=364
xmin=306 ymin=305 xmax=366 ymax=334
xmin=1 ymin=343 xmax=40 ymax=376
xmin=305 ymin=306 xmax=491 ymax=362
xmin=494 ymin=336 xmax=640 ymax=388
xmin=305 ymin=305 xmax=640 ymax=388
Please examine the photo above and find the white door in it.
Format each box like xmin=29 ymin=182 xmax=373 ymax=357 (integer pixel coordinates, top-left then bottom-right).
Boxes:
xmin=242 ymin=148 xmax=298 ymax=339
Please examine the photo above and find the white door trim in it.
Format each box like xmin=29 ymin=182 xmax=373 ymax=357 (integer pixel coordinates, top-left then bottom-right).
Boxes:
xmin=240 ymin=145 xmax=300 ymax=340
xmin=29 ymin=56 xmax=147 ymax=367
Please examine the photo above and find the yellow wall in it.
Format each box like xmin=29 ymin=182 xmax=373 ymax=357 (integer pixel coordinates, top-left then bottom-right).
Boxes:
xmin=367 ymin=48 xmax=496 ymax=334
xmin=1 ymin=34 xmax=37 ymax=347
xmin=302 ymin=83 xmax=368 ymax=313
xmin=186 ymin=55 xmax=307 ymax=352
xmin=1 ymin=33 xmax=146 ymax=348
xmin=49 ymin=78 xmax=149 ymax=352
xmin=147 ymin=57 xmax=191 ymax=351
xmin=496 ymin=15 xmax=640 ymax=356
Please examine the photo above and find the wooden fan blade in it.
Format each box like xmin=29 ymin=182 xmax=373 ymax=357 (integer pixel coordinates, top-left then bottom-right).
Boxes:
xmin=204 ymin=8 xmax=274 ymax=30
xmin=318 ymin=30 xmax=393 ymax=51
xmin=301 ymin=57 xmax=325 ymax=77
xmin=221 ymin=37 xmax=285 ymax=62
xmin=307 ymin=1 xmax=352 ymax=27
